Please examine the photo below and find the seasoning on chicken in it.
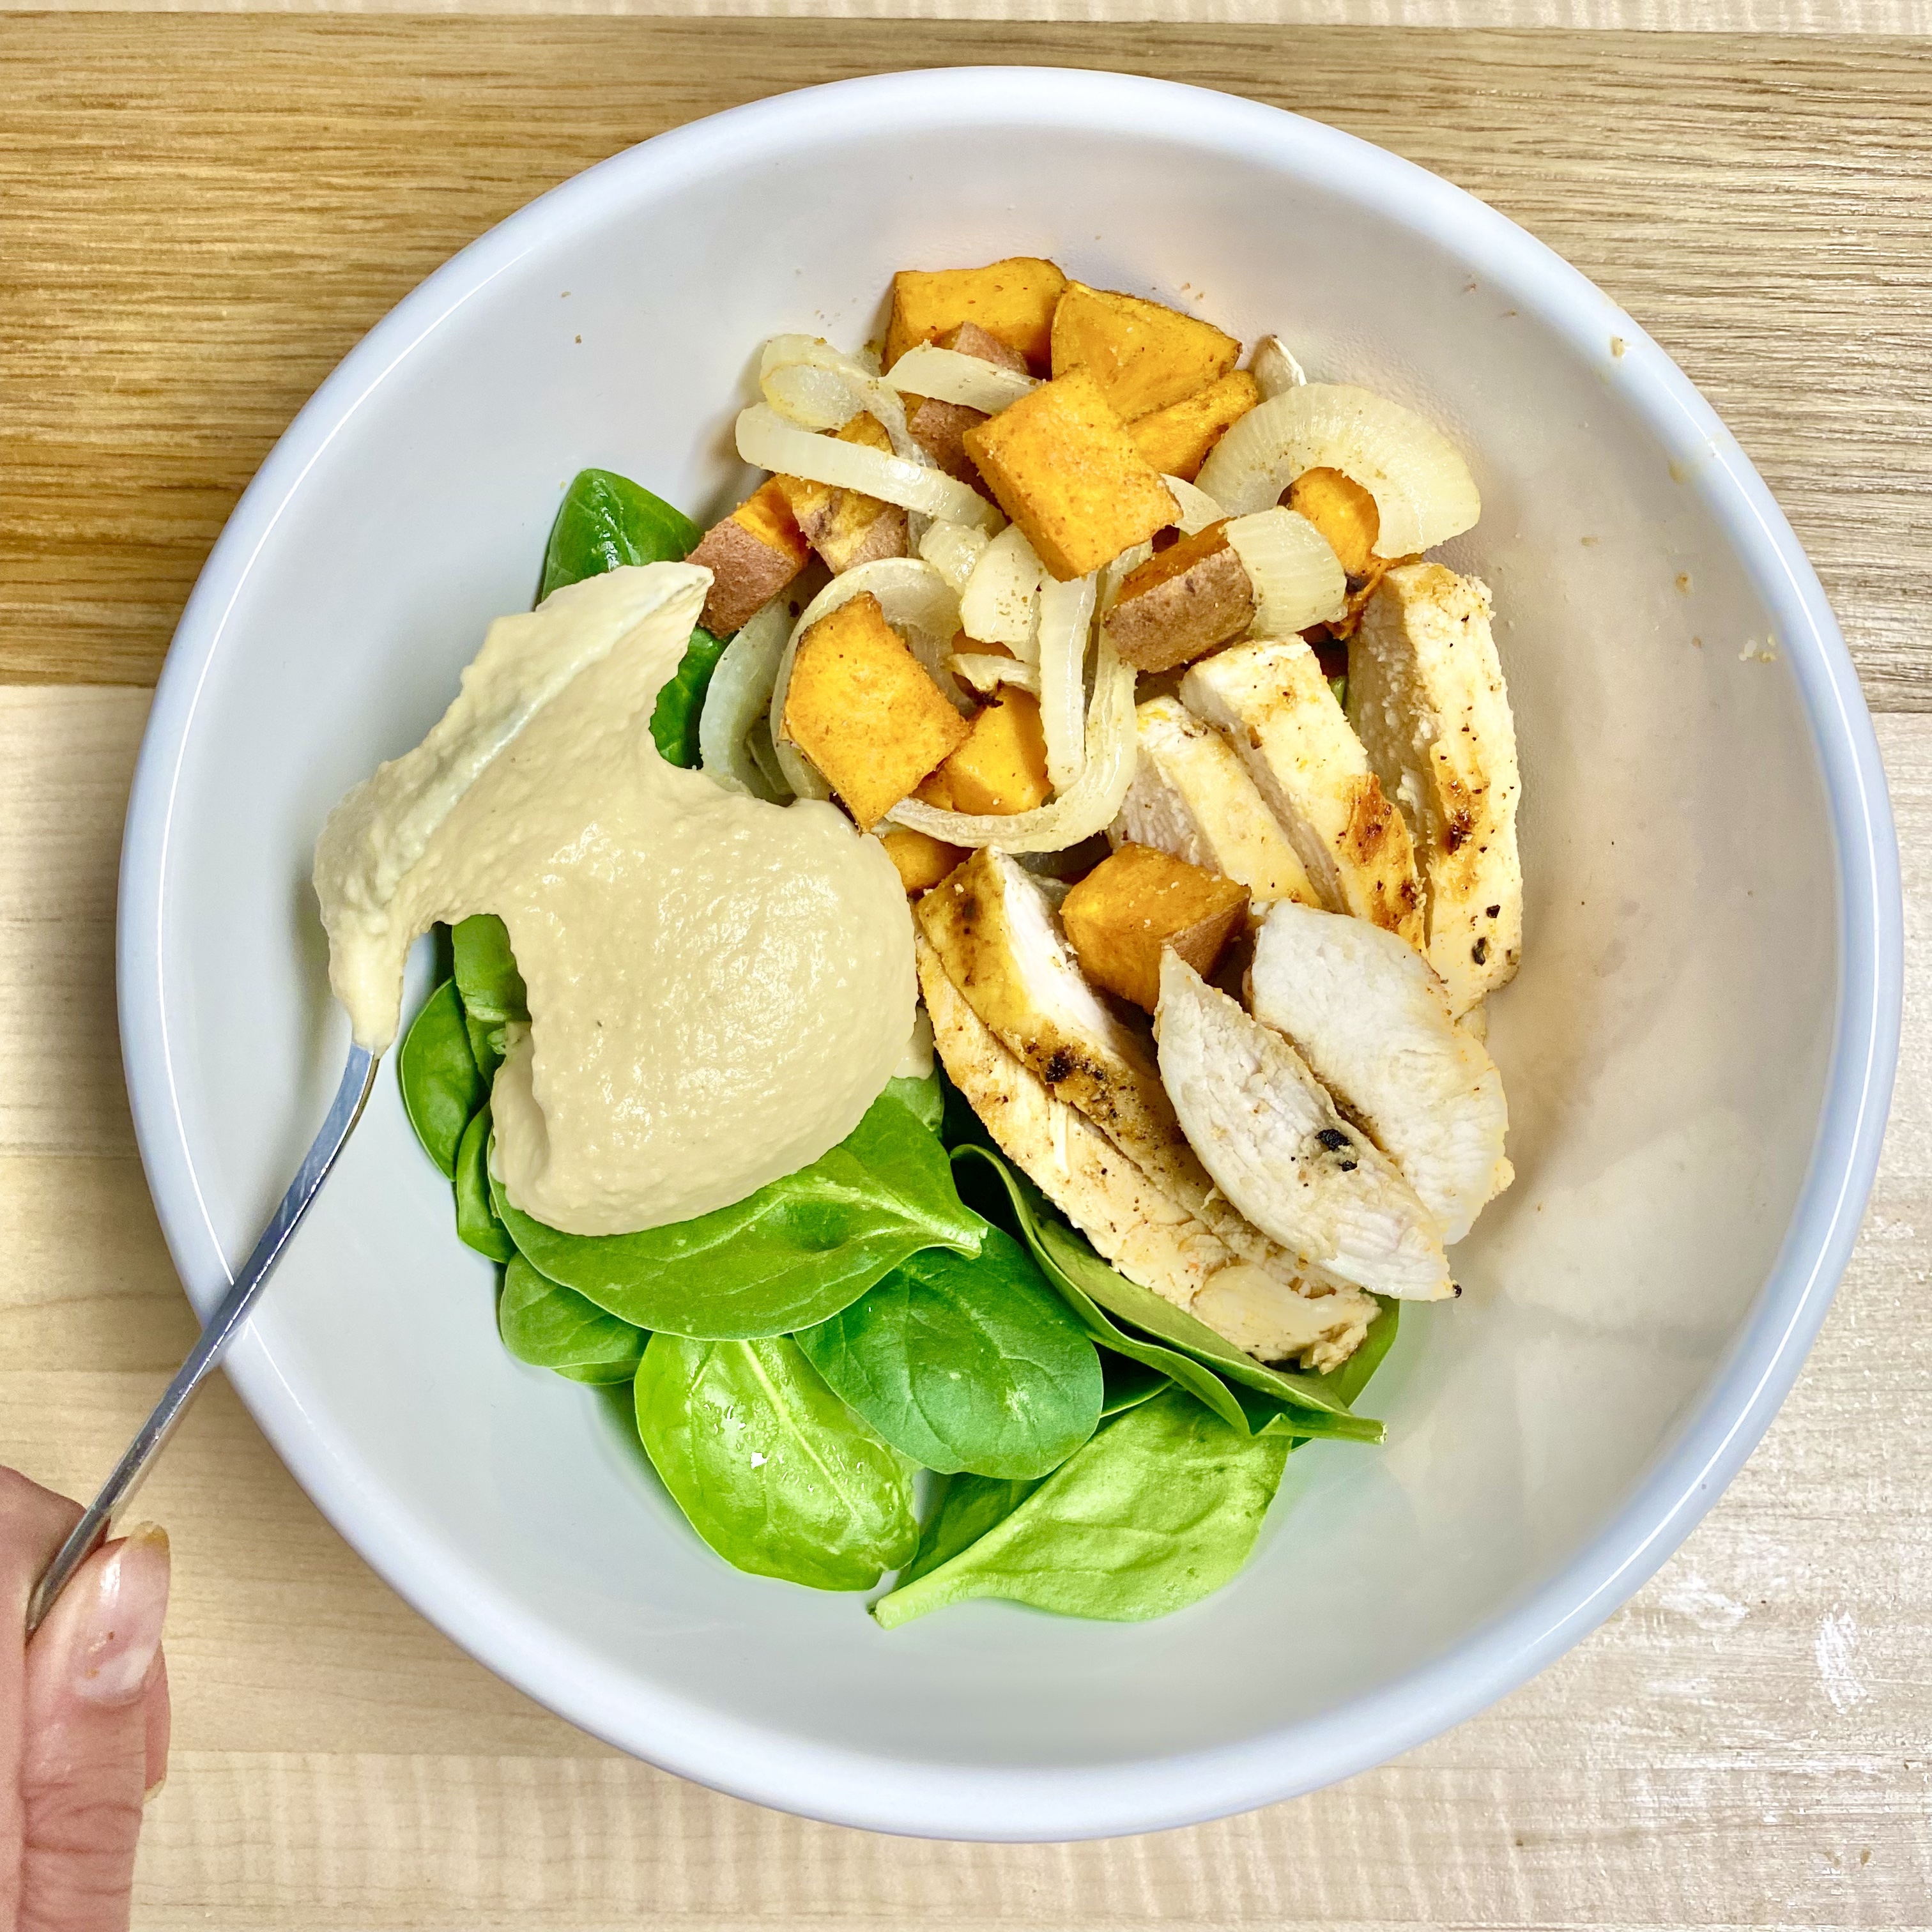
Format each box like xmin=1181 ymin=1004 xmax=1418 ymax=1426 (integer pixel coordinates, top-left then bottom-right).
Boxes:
xmin=1350 ymin=562 xmax=1522 ymax=1015
xmin=1155 ymin=952 xmax=1454 ymax=1301
xmin=1248 ymin=900 xmax=1511 ymax=1243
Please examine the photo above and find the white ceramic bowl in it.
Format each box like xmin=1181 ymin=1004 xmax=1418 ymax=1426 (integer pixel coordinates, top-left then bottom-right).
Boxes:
xmin=119 ymin=68 xmax=1901 ymax=1840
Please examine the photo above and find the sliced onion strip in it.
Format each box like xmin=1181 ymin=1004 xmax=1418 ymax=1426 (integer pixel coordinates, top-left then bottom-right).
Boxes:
xmin=1250 ymin=335 xmax=1308 ymax=399
xmin=959 ymin=523 xmax=1045 ymax=658
xmin=699 ymin=596 xmax=794 ymax=801
xmin=1036 ymin=572 xmax=1097 ymax=790
xmin=917 ymin=519 xmax=991 ymax=594
xmin=885 ymin=635 xmax=1138 ymax=854
xmin=884 ymin=344 xmax=1036 ymax=414
xmin=737 ymin=404 xmax=999 ymax=532
xmin=1222 ymin=507 xmax=1347 ymax=634
xmin=1162 ymin=474 xmax=1226 ymax=535
xmin=949 ymin=651 xmax=1040 ymax=696
xmin=758 ymin=335 xmax=923 ymax=463
xmin=1197 ymin=383 xmax=1481 ymax=555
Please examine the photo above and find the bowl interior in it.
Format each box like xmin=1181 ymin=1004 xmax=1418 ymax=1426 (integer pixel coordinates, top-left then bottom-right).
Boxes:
xmin=128 ymin=72 xmax=1850 ymax=1836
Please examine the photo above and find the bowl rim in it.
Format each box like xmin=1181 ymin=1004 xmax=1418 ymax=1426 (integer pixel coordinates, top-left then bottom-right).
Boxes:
xmin=117 ymin=65 xmax=1903 ymax=1841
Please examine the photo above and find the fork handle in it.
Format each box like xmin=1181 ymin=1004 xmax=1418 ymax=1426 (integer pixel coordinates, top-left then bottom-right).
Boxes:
xmin=25 ymin=1044 xmax=381 ymax=1634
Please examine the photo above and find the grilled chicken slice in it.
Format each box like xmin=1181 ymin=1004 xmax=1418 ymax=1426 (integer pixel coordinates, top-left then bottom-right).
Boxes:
xmin=1112 ymin=696 xmax=1320 ymax=908
xmin=1248 ymin=901 xmax=1512 ymax=1244
xmin=919 ymin=935 xmax=1376 ymax=1371
xmin=1155 ymin=953 xmax=1453 ymax=1300
xmin=916 ymin=847 xmax=1346 ymax=1280
xmin=1349 ymin=563 xmax=1522 ymax=1015
xmin=1181 ymin=639 xmax=1425 ymax=947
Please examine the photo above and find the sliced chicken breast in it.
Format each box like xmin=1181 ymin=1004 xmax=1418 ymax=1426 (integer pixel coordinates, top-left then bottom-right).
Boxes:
xmin=1248 ymin=901 xmax=1512 ymax=1243
xmin=1155 ymin=952 xmax=1453 ymax=1300
xmin=919 ymin=935 xmax=1376 ymax=1371
xmin=1349 ymin=563 xmax=1522 ymax=1015
xmin=1112 ymin=695 xmax=1320 ymax=907
xmin=1181 ymin=639 xmax=1425 ymax=947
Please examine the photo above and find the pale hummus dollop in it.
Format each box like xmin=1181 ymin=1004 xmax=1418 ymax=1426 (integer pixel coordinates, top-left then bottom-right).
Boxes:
xmin=313 ymin=564 xmax=914 ymax=1236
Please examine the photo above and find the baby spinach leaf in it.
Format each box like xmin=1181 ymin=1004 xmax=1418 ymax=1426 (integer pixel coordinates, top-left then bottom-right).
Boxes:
xmin=648 ymin=627 xmax=728 ymax=769
xmin=634 ymin=1332 xmax=918 ymax=1591
xmin=452 ymin=914 xmax=528 ymax=1025
xmin=539 ymin=468 xmax=703 ymax=601
xmin=899 ymin=1471 xmax=1043 ymax=1588
xmin=1099 ymin=1352 xmax=1170 ymax=1418
xmin=537 ymin=468 xmax=723 ymax=770
xmin=951 ymin=1145 xmax=1381 ymax=1446
xmin=795 ymin=1224 xmax=1102 ymax=1480
xmin=397 ymin=979 xmax=484 ymax=1179
xmin=454 ymin=1110 xmax=516 ymax=1262
xmin=873 ymin=1386 xmax=1292 ymax=1629
xmin=494 ymin=1092 xmax=983 ymax=1339
xmin=885 ymin=1068 xmax=945 ymax=1135
xmin=499 ymin=1252 xmax=645 ymax=1379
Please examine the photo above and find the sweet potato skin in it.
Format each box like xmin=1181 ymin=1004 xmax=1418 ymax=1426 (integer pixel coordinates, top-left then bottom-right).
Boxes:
xmin=1130 ymin=371 xmax=1262 ymax=482
xmin=1103 ymin=520 xmax=1255 ymax=673
xmin=884 ymin=259 xmax=1067 ymax=374
xmin=916 ymin=688 xmax=1053 ymax=816
xmin=784 ymin=592 xmax=970 ymax=831
xmin=1049 ymin=283 xmax=1242 ymax=422
xmin=687 ymin=478 xmax=810 ymax=633
xmin=776 ymin=413 xmax=909 ymax=574
xmin=963 ymin=369 xmax=1177 ymax=582
xmin=1060 ymin=843 xmax=1251 ymax=1013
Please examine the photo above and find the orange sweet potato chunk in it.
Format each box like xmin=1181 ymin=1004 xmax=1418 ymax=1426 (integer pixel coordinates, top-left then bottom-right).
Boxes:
xmin=783 ymin=593 xmax=969 ymax=831
xmin=884 ymin=259 xmax=1068 ymax=374
xmin=1060 ymin=843 xmax=1250 ymax=1013
xmin=962 ymin=369 xmax=1177 ymax=582
xmin=1130 ymin=370 xmax=1262 ymax=482
xmin=687 ymin=479 xmax=809 ymax=634
xmin=916 ymin=689 xmax=1052 ymax=816
xmin=1049 ymin=283 xmax=1241 ymax=422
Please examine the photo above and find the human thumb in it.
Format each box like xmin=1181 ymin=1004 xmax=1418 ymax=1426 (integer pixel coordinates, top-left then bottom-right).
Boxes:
xmin=17 ymin=1526 xmax=171 ymax=1932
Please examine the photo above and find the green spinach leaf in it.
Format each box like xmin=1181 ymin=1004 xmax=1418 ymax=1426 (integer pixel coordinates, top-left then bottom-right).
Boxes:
xmin=453 ymin=1109 xmax=516 ymax=1262
xmin=634 ymin=1332 xmax=918 ymax=1590
xmin=493 ymin=1092 xmax=983 ymax=1339
xmin=951 ymin=1145 xmax=1381 ymax=1445
xmin=795 ymin=1224 xmax=1102 ymax=1479
xmin=500 ymin=1252 xmax=645 ymax=1380
xmin=899 ymin=1471 xmax=1043 ymax=1588
xmin=1099 ymin=1352 xmax=1170 ymax=1418
xmin=397 ymin=979 xmax=484 ymax=1179
xmin=885 ymin=1068 xmax=945 ymax=1135
xmin=537 ymin=467 xmax=724 ymax=769
xmin=874 ymin=1386 xmax=1293 ymax=1628
xmin=539 ymin=468 xmax=703 ymax=601
xmin=648 ymin=628 xmax=729 ymax=769
xmin=452 ymin=914 xmax=528 ymax=1025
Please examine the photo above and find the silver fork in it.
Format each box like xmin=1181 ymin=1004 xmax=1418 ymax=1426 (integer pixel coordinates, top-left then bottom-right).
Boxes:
xmin=25 ymin=1045 xmax=381 ymax=1633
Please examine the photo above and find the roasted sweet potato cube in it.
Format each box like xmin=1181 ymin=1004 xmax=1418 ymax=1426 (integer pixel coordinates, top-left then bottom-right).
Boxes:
xmin=1130 ymin=370 xmax=1262 ymax=482
xmin=1061 ymin=843 xmax=1250 ymax=1013
xmin=1050 ymin=283 xmax=1242 ymax=422
xmin=916 ymin=689 xmax=1052 ymax=816
xmin=687 ymin=478 xmax=810 ymax=634
xmin=1287 ymin=466 xmax=1382 ymax=579
xmin=963 ymin=370 xmax=1177 ymax=582
xmin=878 ymin=827 xmax=968 ymax=896
xmin=884 ymin=259 xmax=1068 ymax=374
xmin=783 ymin=593 xmax=970 ymax=831
xmin=1103 ymin=519 xmax=1255 ymax=673
xmin=776 ymin=413 xmax=908 ymax=574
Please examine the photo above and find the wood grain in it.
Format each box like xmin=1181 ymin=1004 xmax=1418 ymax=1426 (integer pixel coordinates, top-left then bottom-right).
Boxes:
xmin=1 ymin=684 xmax=1929 ymax=1925
xmin=2 ymin=19 xmax=1929 ymax=699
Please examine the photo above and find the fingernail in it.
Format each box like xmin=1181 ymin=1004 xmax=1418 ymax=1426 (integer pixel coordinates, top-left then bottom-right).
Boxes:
xmin=70 ymin=1524 xmax=171 ymax=1708
xmin=144 ymin=1774 xmax=168 ymax=1807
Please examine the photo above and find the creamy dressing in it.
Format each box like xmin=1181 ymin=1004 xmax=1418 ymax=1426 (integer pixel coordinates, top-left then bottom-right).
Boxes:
xmin=314 ymin=564 xmax=915 ymax=1236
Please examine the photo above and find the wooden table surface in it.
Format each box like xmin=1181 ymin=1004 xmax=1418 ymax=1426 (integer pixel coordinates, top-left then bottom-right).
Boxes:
xmin=4 ymin=12 xmax=1930 ymax=1928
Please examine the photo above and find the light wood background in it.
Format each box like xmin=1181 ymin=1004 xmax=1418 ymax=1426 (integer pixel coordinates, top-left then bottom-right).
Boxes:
xmin=3 ymin=14 xmax=1929 ymax=1928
